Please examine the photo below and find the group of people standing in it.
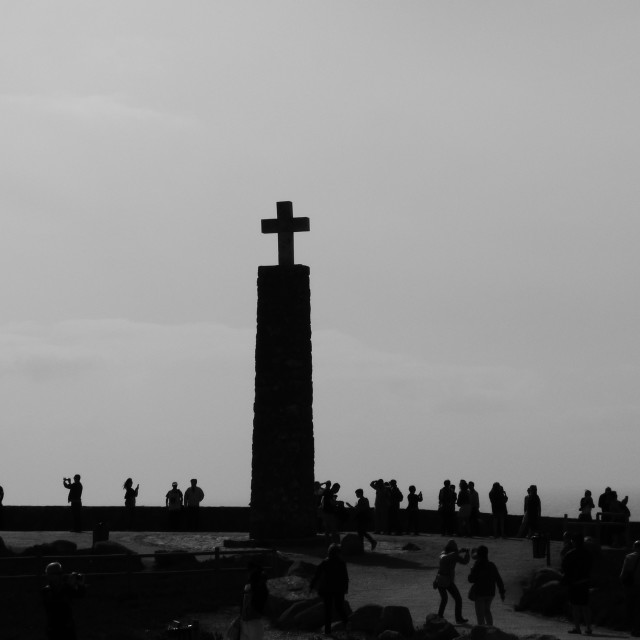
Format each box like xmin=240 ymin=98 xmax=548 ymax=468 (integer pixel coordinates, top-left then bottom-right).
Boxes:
xmin=56 ymin=475 xmax=206 ymax=532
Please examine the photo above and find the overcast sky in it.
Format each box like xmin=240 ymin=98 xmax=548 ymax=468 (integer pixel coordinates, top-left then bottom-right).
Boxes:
xmin=1 ymin=2 xmax=639 ymax=516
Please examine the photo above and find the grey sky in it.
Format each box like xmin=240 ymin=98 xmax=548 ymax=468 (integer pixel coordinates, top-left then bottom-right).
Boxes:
xmin=1 ymin=2 xmax=639 ymax=513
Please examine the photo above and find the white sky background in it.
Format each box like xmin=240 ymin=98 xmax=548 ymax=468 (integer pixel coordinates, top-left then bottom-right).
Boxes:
xmin=1 ymin=2 xmax=639 ymax=515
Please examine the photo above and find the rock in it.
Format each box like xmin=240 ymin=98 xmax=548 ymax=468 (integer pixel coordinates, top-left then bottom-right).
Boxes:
xmin=0 ymin=537 xmax=15 ymax=557
xmin=21 ymin=539 xmax=78 ymax=557
xmin=350 ymin=604 xmax=384 ymax=633
xmin=467 ymin=626 xmax=519 ymax=640
xmin=340 ymin=533 xmax=364 ymax=556
xmin=286 ymin=559 xmax=318 ymax=580
xmin=277 ymin=598 xmax=321 ymax=628
xmin=293 ymin=599 xmax=352 ymax=631
xmin=402 ymin=543 xmax=421 ymax=551
xmin=378 ymin=605 xmax=414 ymax=637
xmin=530 ymin=568 xmax=563 ymax=591
xmin=526 ymin=580 xmax=566 ymax=616
xmin=423 ymin=613 xmax=459 ymax=640
xmin=266 ymin=575 xmax=315 ymax=618
xmin=379 ymin=631 xmax=405 ymax=640
xmin=84 ymin=540 xmax=143 ymax=572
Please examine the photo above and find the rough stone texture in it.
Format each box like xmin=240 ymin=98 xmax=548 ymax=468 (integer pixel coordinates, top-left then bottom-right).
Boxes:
xmin=286 ymin=559 xmax=318 ymax=580
xmin=341 ymin=532 xmax=365 ymax=556
xmin=466 ymin=626 xmax=519 ymax=640
xmin=293 ymin=600 xmax=352 ymax=630
xmin=423 ymin=613 xmax=460 ymax=640
xmin=266 ymin=575 xmax=315 ymax=617
xmin=277 ymin=598 xmax=322 ymax=628
xmin=251 ymin=265 xmax=315 ymax=539
xmin=350 ymin=604 xmax=384 ymax=633
xmin=379 ymin=605 xmax=415 ymax=637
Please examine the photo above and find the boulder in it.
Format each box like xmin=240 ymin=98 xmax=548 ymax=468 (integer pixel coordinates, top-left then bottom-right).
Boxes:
xmin=379 ymin=631 xmax=405 ymax=640
xmin=423 ymin=613 xmax=459 ymax=640
xmin=402 ymin=543 xmax=421 ymax=551
xmin=350 ymin=604 xmax=384 ymax=633
xmin=0 ymin=537 xmax=15 ymax=557
xmin=277 ymin=598 xmax=321 ymax=629
xmin=21 ymin=539 xmax=78 ymax=557
xmin=526 ymin=580 xmax=566 ymax=616
xmin=286 ymin=559 xmax=318 ymax=581
xmin=530 ymin=568 xmax=563 ymax=591
xmin=293 ymin=599 xmax=352 ymax=631
xmin=467 ymin=626 xmax=519 ymax=640
xmin=341 ymin=533 xmax=364 ymax=556
xmin=84 ymin=540 xmax=143 ymax=572
xmin=378 ymin=605 xmax=414 ymax=637
xmin=266 ymin=575 xmax=315 ymax=618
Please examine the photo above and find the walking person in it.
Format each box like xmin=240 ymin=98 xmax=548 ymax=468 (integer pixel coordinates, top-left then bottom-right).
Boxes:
xmin=184 ymin=478 xmax=205 ymax=530
xmin=435 ymin=539 xmax=470 ymax=623
xmin=310 ymin=544 xmax=350 ymax=634
xmin=347 ymin=489 xmax=377 ymax=551
xmin=406 ymin=485 xmax=423 ymax=535
xmin=562 ymin=532 xmax=593 ymax=635
xmin=63 ymin=475 xmax=83 ymax=533
xmin=123 ymin=478 xmax=139 ymax=530
xmin=467 ymin=545 xmax=506 ymax=626
xmin=620 ymin=539 xmax=640 ymax=636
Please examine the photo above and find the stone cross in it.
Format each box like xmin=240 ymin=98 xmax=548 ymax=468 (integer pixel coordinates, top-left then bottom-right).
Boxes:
xmin=261 ymin=201 xmax=310 ymax=266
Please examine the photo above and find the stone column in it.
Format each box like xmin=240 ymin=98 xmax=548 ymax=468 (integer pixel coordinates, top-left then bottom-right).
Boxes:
xmin=250 ymin=264 xmax=315 ymax=539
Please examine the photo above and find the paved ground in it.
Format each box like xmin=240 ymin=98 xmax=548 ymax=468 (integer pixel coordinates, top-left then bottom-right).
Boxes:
xmin=0 ymin=530 xmax=630 ymax=638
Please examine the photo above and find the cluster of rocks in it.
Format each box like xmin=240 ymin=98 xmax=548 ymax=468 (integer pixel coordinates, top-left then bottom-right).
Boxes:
xmin=515 ymin=541 xmax=628 ymax=629
xmin=266 ymin=556 xmax=560 ymax=640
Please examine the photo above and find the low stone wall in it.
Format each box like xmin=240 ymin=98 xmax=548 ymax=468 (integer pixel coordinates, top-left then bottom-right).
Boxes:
xmin=1 ymin=506 xmax=638 ymax=542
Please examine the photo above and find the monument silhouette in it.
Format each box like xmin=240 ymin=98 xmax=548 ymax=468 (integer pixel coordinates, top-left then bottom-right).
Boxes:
xmin=250 ymin=201 xmax=315 ymax=539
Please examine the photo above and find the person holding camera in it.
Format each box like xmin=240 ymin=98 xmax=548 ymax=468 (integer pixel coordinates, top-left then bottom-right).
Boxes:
xmin=63 ymin=474 xmax=83 ymax=533
xmin=434 ymin=539 xmax=470 ymax=623
xmin=41 ymin=561 xmax=85 ymax=640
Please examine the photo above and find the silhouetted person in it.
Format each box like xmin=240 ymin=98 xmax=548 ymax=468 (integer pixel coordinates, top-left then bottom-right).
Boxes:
xmin=562 ymin=532 xmax=593 ymax=635
xmin=41 ymin=561 xmax=85 ymax=640
xmin=435 ymin=539 xmax=470 ymax=623
xmin=439 ymin=480 xmax=457 ymax=536
xmin=123 ymin=478 xmax=139 ymax=530
xmin=620 ymin=539 xmax=640 ymax=636
xmin=468 ymin=545 xmax=505 ymax=626
xmin=310 ymin=544 xmax=350 ymax=634
xmin=598 ymin=487 xmax=613 ymax=517
xmin=517 ymin=485 xmax=540 ymax=537
xmin=370 ymin=479 xmax=389 ymax=534
xmin=457 ymin=480 xmax=471 ymax=537
xmin=165 ymin=481 xmax=183 ymax=530
xmin=579 ymin=490 xmax=595 ymax=521
xmin=63 ymin=475 xmax=83 ymax=533
xmin=468 ymin=481 xmax=480 ymax=536
xmin=321 ymin=481 xmax=340 ymax=543
xmin=347 ymin=489 xmax=377 ymax=551
xmin=240 ymin=560 xmax=269 ymax=640
xmin=388 ymin=479 xmax=403 ymax=534
xmin=314 ymin=481 xmax=326 ymax=533
xmin=609 ymin=491 xmax=630 ymax=547
xmin=184 ymin=478 xmax=205 ymax=530
xmin=406 ymin=485 xmax=423 ymax=535
xmin=0 ymin=484 xmax=4 ymax=528
xmin=489 ymin=483 xmax=508 ymax=538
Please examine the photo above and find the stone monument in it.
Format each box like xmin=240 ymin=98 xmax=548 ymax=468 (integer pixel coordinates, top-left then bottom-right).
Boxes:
xmin=250 ymin=201 xmax=316 ymax=539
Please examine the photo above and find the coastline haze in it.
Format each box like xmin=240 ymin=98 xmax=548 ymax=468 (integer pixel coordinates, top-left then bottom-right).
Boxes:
xmin=1 ymin=3 xmax=639 ymax=518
